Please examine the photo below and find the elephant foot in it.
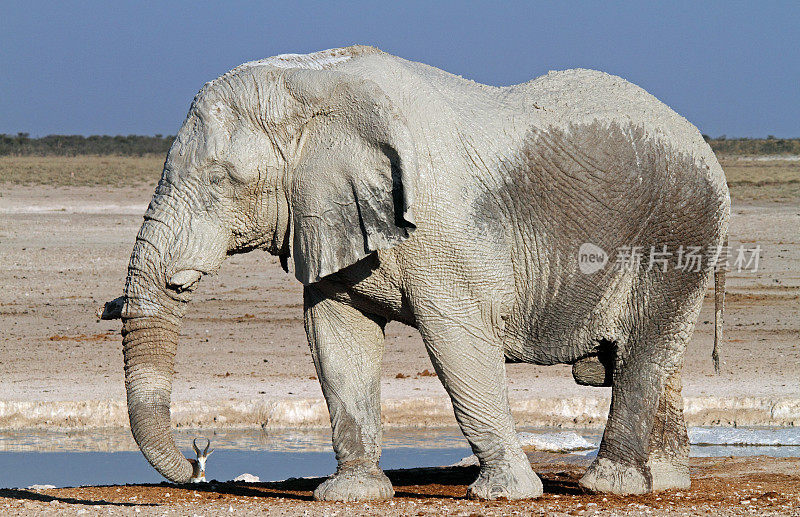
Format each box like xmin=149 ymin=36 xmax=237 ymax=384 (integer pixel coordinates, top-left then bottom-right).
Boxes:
xmin=647 ymin=455 xmax=690 ymax=491
xmin=466 ymin=456 xmax=543 ymax=500
xmin=579 ymin=457 xmax=650 ymax=495
xmin=313 ymin=465 xmax=394 ymax=502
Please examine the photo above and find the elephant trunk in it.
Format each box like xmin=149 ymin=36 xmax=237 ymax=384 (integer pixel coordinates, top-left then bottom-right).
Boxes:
xmin=122 ymin=313 xmax=193 ymax=483
xmin=120 ymin=211 xmax=205 ymax=483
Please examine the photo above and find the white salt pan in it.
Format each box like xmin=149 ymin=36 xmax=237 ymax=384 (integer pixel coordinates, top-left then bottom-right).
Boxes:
xmin=233 ymin=473 xmax=260 ymax=483
xmin=517 ymin=431 xmax=596 ymax=452
xmin=689 ymin=427 xmax=800 ymax=446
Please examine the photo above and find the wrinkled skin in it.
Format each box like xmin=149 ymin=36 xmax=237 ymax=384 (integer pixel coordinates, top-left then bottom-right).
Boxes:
xmin=116 ymin=46 xmax=729 ymax=500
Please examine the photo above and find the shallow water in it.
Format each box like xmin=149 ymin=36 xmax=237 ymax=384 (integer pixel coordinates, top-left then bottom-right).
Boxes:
xmin=0 ymin=426 xmax=798 ymax=488
xmin=0 ymin=427 xmax=473 ymax=453
xmin=0 ymin=447 xmax=472 ymax=489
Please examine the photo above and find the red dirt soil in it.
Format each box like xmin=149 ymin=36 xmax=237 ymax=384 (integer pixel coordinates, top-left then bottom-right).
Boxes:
xmin=2 ymin=455 xmax=799 ymax=516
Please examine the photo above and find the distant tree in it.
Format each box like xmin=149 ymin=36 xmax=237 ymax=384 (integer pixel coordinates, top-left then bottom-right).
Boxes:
xmin=1 ymin=133 xmax=797 ymax=157
xmin=0 ymin=134 xmax=175 ymax=156
xmin=706 ymin=137 xmax=800 ymax=156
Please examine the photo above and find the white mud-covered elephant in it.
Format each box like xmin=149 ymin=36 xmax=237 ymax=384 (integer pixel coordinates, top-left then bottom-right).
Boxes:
xmin=102 ymin=46 xmax=729 ymax=501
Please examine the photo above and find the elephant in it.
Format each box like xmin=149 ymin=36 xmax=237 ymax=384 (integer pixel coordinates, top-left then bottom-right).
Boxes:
xmin=105 ymin=45 xmax=729 ymax=501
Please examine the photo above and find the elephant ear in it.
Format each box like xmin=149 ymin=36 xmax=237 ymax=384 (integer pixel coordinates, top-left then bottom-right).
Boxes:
xmin=284 ymin=69 xmax=417 ymax=284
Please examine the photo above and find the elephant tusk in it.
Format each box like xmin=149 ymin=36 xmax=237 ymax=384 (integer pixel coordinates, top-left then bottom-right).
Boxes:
xmin=97 ymin=296 xmax=124 ymax=320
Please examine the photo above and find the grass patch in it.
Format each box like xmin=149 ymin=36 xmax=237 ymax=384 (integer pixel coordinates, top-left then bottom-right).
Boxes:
xmin=2 ymin=154 xmax=799 ymax=203
xmin=718 ymin=157 xmax=800 ymax=202
xmin=0 ymin=155 xmax=163 ymax=187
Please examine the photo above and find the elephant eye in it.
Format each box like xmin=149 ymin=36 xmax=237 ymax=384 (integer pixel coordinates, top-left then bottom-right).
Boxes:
xmin=208 ymin=170 xmax=228 ymax=186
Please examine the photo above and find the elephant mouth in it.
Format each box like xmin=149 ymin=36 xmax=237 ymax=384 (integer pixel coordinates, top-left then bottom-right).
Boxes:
xmin=167 ymin=269 xmax=204 ymax=292
xmin=98 ymin=270 xmax=206 ymax=321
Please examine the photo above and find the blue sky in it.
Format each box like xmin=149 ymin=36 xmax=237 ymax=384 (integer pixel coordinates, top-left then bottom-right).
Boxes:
xmin=1 ymin=1 xmax=798 ymax=137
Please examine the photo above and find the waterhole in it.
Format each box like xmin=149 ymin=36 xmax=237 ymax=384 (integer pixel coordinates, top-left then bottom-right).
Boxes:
xmin=1 ymin=427 xmax=798 ymax=488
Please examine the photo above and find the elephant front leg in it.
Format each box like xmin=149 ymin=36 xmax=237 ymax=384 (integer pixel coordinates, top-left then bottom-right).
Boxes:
xmin=417 ymin=312 xmax=543 ymax=500
xmin=304 ymin=286 xmax=393 ymax=502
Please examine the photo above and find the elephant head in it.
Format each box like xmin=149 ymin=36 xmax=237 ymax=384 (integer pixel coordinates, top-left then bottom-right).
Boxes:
xmin=118 ymin=63 xmax=417 ymax=482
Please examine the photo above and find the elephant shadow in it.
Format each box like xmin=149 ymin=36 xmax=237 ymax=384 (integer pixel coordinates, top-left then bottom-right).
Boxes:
xmin=0 ymin=462 xmax=587 ymax=507
xmin=190 ymin=462 xmax=586 ymax=501
xmin=0 ymin=487 xmax=158 ymax=507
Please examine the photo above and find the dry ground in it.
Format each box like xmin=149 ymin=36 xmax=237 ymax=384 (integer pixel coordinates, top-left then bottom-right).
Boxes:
xmin=1 ymin=455 xmax=799 ymax=515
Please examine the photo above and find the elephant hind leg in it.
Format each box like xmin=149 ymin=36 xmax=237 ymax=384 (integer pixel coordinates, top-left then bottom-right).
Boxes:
xmin=580 ymin=273 xmax=704 ymax=495
xmin=647 ymin=370 xmax=690 ymax=491
xmin=578 ymin=345 xmax=667 ymax=495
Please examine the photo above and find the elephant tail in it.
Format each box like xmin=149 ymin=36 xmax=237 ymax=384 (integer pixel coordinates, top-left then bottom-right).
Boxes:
xmin=712 ymin=235 xmax=728 ymax=374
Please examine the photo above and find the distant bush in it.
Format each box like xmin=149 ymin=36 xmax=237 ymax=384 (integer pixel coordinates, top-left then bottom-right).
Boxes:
xmin=707 ymin=137 xmax=800 ymax=156
xmin=0 ymin=133 xmax=175 ymax=156
xmin=2 ymin=133 xmax=798 ymax=157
